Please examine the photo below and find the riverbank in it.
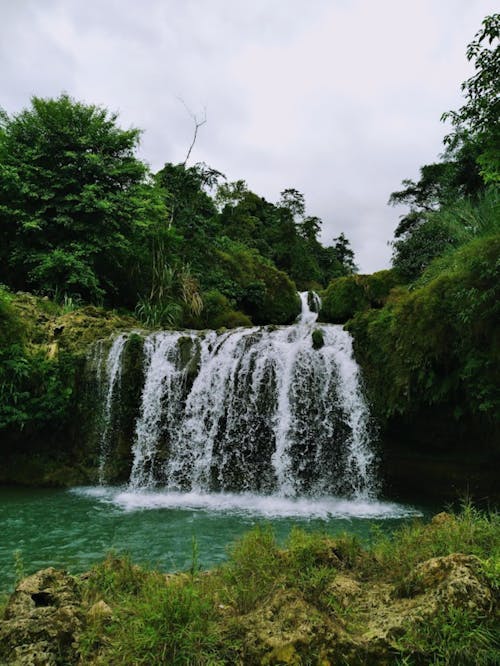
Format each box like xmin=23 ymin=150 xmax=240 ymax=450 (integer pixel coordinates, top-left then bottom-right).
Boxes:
xmin=1 ymin=505 xmax=498 ymax=665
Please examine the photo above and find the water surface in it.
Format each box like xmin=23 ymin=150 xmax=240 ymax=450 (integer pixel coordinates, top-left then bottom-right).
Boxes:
xmin=0 ymin=486 xmax=429 ymax=594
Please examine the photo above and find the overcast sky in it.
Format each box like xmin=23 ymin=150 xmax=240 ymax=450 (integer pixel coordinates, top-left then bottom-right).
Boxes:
xmin=1 ymin=0 xmax=497 ymax=272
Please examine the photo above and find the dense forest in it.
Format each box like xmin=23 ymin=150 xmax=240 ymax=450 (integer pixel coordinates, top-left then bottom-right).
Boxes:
xmin=0 ymin=94 xmax=356 ymax=327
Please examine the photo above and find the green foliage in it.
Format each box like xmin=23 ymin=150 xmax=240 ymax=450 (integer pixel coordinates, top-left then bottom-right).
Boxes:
xmin=321 ymin=276 xmax=368 ymax=323
xmin=443 ymin=13 xmax=500 ymax=184
xmin=391 ymin=216 xmax=463 ymax=282
xmin=220 ymin=525 xmax=282 ymax=613
xmin=135 ymin=262 xmax=203 ymax=329
xmin=0 ymin=94 xmax=359 ymax=327
xmin=283 ymin=528 xmax=339 ymax=602
xmin=0 ymin=288 xmax=75 ymax=433
xmin=397 ymin=607 xmax=499 ymax=665
xmin=0 ymin=343 xmax=75 ymax=432
xmin=312 ymin=328 xmax=324 ymax=349
xmin=392 ymin=188 xmax=499 ymax=282
xmin=135 ymin=297 xmax=183 ymax=329
xmin=0 ymin=94 xmax=166 ymax=306
xmin=76 ymin=506 xmax=498 ymax=665
xmin=216 ymin=180 xmax=354 ymax=289
xmin=389 ymin=13 xmax=499 ymax=282
xmin=197 ymin=289 xmax=252 ymax=329
xmin=348 ymin=231 xmax=500 ymax=424
xmin=366 ymin=504 xmax=499 ymax=583
xmin=206 ymin=239 xmax=301 ymax=325
xmin=320 ymin=270 xmax=399 ymax=323
xmin=81 ymin=554 xmax=222 ymax=665
xmin=0 ymin=285 xmax=23 ymax=346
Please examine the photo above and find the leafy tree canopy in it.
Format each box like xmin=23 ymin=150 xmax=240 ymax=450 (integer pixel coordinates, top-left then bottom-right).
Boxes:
xmin=0 ymin=94 xmax=358 ymax=326
xmin=0 ymin=94 xmax=165 ymax=306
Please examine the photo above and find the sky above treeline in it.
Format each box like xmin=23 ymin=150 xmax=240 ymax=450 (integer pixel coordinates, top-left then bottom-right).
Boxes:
xmin=1 ymin=0 xmax=497 ymax=272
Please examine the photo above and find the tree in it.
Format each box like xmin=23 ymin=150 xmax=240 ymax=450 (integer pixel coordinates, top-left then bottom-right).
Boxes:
xmin=443 ymin=13 xmax=499 ymax=137
xmin=389 ymin=13 xmax=499 ymax=278
xmin=332 ymin=233 xmax=357 ymax=273
xmin=389 ymin=137 xmax=486 ymax=238
xmin=299 ymin=216 xmax=322 ymax=243
xmin=0 ymin=94 xmax=164 ymax=305
xmin=442 ymin=13 xmax=499 ymax=183
xmin=278 ymin=188 xmax=305 ymax=220
xmin=155 ymin=162 xmax=223 ymax=263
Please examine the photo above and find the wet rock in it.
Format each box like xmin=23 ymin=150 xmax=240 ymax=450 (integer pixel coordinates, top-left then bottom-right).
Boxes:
xmin=177 ymin=335 xmax=202 ymax=383
xmin=0 ymin=568 xmax=82 ymax=665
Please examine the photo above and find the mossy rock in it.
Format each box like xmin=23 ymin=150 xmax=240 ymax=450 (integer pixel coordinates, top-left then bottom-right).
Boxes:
xmin=312 ymin=329 xmax=324 ymax=350
xmin=320 ymin=270 xmax=400 ymax=324
xmin=53 ymin=307 xmax=140 ymax=356
xmin=178 ymin=336 xmax=202 ymax=381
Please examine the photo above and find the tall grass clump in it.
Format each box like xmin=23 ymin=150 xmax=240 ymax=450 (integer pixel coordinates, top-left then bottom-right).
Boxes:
xmin=80 ymin=554 xmax=222 ymax=665
xmin=365 ymin=502 xmax=500 ymax=583
xmin=396 ymin=606 xmax=500 ymax=666
xmin=219 ymin=525 xmax=282 ymax=613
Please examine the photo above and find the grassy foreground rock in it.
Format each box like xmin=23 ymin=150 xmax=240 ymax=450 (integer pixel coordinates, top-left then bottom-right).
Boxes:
xmin=1 ymin=506 xmax=498 ymax=665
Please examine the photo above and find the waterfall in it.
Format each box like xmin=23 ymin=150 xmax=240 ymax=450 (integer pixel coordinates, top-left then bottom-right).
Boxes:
xmin=91 ymin=292 xmax=378 ymax=498
xmin=86 ymin=333 xmax=128 ymax=483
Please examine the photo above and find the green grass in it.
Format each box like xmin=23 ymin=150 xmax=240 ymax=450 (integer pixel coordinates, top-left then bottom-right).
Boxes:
xmin=364 ymin=502 xmax=500 ymax=582
xmin=75 ymin=505 xmax=499 ymax=665
xmin=395 ymin=607 xmax=500 ymax=666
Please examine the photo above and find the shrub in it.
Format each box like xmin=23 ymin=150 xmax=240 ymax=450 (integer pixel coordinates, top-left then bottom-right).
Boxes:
xmin=320 ymin=270 xmax=400 ymax=323
xmin=209 ymin=240 xmax=301 ymax=325
xmin=347 ymin=235 xmax=500 ymax=423
xmin=198 ymin=289 xmax=252 ymax=329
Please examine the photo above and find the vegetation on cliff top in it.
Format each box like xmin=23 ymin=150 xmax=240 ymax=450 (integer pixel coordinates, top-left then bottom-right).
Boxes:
xmin=0 ymin=95 xmax=356 ymax=332
xmin=0 ymin=286 xmax=139 ymax=481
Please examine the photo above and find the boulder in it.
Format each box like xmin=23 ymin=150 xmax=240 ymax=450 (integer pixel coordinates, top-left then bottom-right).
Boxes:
xmin=0 ymin=568 xmax=82 ymax=665
xmin=357 ymin=554 xmax=494 ymax=661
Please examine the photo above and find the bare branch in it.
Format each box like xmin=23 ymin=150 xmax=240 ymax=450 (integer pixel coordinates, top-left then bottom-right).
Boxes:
xmin=178 ymin=98 xmax=206 ymax=166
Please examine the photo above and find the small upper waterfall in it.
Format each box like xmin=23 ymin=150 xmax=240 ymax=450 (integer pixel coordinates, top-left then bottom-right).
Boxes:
xmin=87 ymin=292 xmax=378 ymax=499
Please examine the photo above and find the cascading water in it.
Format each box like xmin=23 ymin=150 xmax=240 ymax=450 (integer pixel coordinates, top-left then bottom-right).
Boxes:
xmin=87 ymin=333 xmax=128 ymax=483
xmin=88 ymin=292 xmax=377 ymax=499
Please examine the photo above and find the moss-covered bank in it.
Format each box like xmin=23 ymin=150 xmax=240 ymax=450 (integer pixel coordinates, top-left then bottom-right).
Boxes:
xmin=0 ymin=288 xmax=141 ymax=486
xmin=0 ymin=506 xmax=498 ymax=665
xmin=318 ymin=233 xmax=499 ymax=502
xmin=346 ymin=236 xmax=499 ymax=501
